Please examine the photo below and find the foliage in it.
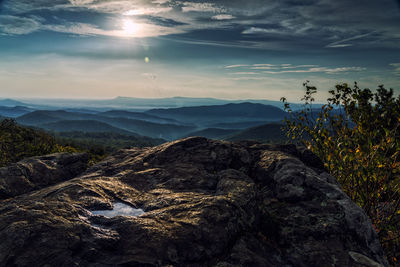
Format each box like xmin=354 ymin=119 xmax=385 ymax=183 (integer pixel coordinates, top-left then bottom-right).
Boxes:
xmin=0 ymin=120 xmax=164 ymax=168
xmin=281 ymin=82 xmax=400 ymax=265
xmin=54 ymin=131 xmax=164 ymax=153
xmin=0 ymin=119 xmax=76 ymax=167
xmin=53 ymin=132 xmax=164 ymax=165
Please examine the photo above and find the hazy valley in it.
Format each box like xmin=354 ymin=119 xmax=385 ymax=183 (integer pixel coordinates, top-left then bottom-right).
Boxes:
xmin=0 ymin=97 xmax=291 ymax=146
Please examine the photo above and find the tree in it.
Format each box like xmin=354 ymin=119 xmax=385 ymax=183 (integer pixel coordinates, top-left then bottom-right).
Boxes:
xmin=281 ymin=82 xmax=400 ymax=265
xmin=0 ymin=119 xmax=77 ymax=167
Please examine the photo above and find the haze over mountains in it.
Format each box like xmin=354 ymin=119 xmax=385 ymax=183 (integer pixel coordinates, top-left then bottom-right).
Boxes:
xmin=10 ymin=96 xmax=307 ymax=111
xmin=0 ymin=97 xmax=292 ymax=143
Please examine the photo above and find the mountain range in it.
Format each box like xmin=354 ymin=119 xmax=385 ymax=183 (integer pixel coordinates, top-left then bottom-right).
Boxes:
xmin=1 ymin=100 xmax=290 ymax=143
xmin=4 ymin=96 xmax=308 ymax=110
xmin=147 ymin=102 xmax=286 ymax=125
xmin=0 ymin=99 xmax=27 ymax=107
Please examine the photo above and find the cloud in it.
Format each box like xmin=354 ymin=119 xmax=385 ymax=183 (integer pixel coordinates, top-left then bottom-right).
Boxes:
xmin=0 ymin=15 xmax=41 ymax=35
xmin=42 ymin=21 xmax=183 ymax=38
xmin=242 ymin=27 xmax=281 ymax=35
xmin=225 ymin=63 xmax=366 ymax=75
xmin=85 ymin=1 xmax=175 ymax=16
xmin=0 ymin=1 xmax=184 ymax=38
xmin=180 ymin=2 xmax=225 ymax=13
xmin=69 ymin=0 xmax=95 ymax=5
xmin=326 ymin=32 xmax=376 ymax=48
xmin=43 ymin=23 xmax=109 ymax=36
xmin=4 ymin=0 xmax=173 ymax=16
xmin=123 ymin=7 xmax=173 ymax=16
xmin=230 ymin=72 xmax=259 ymax=75
xmin=212 ymin=14 xmax=235 ymax=20
xmin=225 ymin=64 xmax=277 ymax=69
xmin=390 ymin=63 xmax=400 ymax=76
xmin=0 ymin=0 xmax=399 ymax=50
xmin=282 ymin=65 xmax=318 ymax=69
xmin=152 ymin=0 xmax=170 ymax=4
xmin=317 ymin=67 xmax=366 ymax=74
xmin=327 ymin=44 xmax=353 ymax=48
xmin=224 ymin=64 xmax=250 ymax=68
xmin=251 ymin=66 xmax=278 ymax=70
xmin=263 ymin=67 xmax=366 ymax=74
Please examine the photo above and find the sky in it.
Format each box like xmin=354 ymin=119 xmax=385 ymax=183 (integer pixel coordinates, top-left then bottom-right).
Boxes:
xmin=0 ymin=0 xmax=399 ymax=101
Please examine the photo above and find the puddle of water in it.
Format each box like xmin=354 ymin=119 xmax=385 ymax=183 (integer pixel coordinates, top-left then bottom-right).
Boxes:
xmin=90 ymin=202 xmax=145 ymax=218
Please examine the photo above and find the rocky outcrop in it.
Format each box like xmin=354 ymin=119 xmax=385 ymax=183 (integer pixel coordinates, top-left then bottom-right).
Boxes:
xmin=0 ymin=153 xmax=89 ymax=199
xmin=0 ymin=137 xmax=388 ymax=266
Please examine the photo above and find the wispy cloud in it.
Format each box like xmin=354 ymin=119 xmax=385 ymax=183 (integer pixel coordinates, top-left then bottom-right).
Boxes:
xmin=212 ymin=14 xmax=235 ymax=20
xmin=264 ymin=67 xmax=366 ymax=74
xmin=224 ymin=64 xmax=250 ymax=69
xmin=282 ymin=65 xmax=318 ymax=69
xmin=0 ymin=0 xmax=399 ymax=50
xmin=180 ymin=2 xmax=224 ymax=13
xmin=68 ymin=0 xmax=172 ymax=14
xmin=251 ymin=66 xmax=278 ymax=70
xmin=225 ymin=64 xmax=277 ymax=69
xmin=390 ymin=63 xmax=400 ymax=76
xmin=327 ymin=44 xmax=353 ymax=48
xmin=326 ymin=32 xmax=376 ymax=48
xmin=0 ymin=15 xmax=41 ymax=35
xmin=225 ymin=63 xmax=366 ymax=75
xmin=242 ymin=27 xmax=281 ymax=35
xmin=42 ymin=21 xmax=183 ymax=38
xmin=230 ymin=72 xmax=259 ymax=75
xmin=123 ymin=7 xmax=173 ymax=16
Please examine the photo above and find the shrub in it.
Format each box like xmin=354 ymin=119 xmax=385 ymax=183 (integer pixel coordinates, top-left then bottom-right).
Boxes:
xmin=0 ymin=119 xmax=78 ymax=167
xmin=281 ymin=82 xmax=400 ymax=265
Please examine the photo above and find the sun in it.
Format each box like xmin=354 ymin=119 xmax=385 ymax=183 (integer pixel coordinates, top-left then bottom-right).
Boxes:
xmin=122 ymin=19 xmax=138 ymax=36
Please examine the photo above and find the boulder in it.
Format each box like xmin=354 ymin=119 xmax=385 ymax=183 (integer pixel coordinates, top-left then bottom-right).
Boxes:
xmin=0 ymin=153 xmax=89 ymax=199
xmin=0 ymin=137 xmax=388 ymax=266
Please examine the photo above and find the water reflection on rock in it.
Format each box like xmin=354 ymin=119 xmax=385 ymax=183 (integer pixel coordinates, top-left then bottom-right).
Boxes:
xmin=91 ymin=202 xmax=144 ymax=218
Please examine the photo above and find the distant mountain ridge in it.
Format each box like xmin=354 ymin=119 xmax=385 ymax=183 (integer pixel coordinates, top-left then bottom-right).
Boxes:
xmin=11 ymin=101 xmax=291 ymax=142
xmin=0 ymin=99 xmax=27 ymax=107
xmin=207 ymin=121 xmax=267 ymax=129
xmin=148 ymin=102 xmax=284 ymax=117
xmin=184 ymin=123 xmax=286 ymax=143
xmin=98 ymin=110 xmax=186 ymax=125
xmin=0 ymin=106 xmax=33 ymax=118
xmin=39 ymin=120 xmax=137 ymax=136
xmin=15 ymin=109 xmax=196 ymax=140
xmin=147 ymin=102 xmax=286 ymax=125
xmin=10 ymin=96 xmax=308 ymax=110
xmin=16 ymin=111 xmax=62 ymax=125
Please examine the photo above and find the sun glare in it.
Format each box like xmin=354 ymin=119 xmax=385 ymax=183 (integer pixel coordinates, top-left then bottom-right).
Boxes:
xmin=122 ymin=19 xmax=138 ymax=36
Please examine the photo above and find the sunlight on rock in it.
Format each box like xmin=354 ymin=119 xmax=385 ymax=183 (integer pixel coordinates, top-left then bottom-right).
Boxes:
xmin=91 ymin=202 xmax=145 ymax=218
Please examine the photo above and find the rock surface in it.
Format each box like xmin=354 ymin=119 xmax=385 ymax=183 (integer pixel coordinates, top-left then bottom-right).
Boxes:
xmin=0 ymin=152 xmax=89 ymax=199
xmin=0 ymin=137 xmax=388 ymax=266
